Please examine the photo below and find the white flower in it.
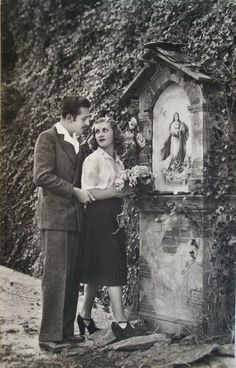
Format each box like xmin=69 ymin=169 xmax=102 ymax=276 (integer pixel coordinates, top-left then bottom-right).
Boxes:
xmin=123 ymin=131 xmax=134 ymax=146
xmin=129 ymin=176 xmax=138 ymax=187
xmin=216 ymin=206 xmax=224 ymax=214
xmin=115 ymin=165 xmax=153 ymax=190
xmin=127 ymin=165 xmax=153 ymax=186
xmin=136 ymin=132 xmax=146 ymax=148
xmin=115 ymin=177 xmax=125 ymax=191
xmin=129 ymin=165 xmax=150 ymax=178
xmin=128 ymin=117 xmax=138 ymax=130
xmin=119 ymin=170 xmax=129 ymax=181
xmin=115 ymin=170 xmax=130 ymax=190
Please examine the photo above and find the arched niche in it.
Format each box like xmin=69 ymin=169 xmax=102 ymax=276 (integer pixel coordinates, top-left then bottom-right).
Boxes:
xmin=138 ymin=70 xmax=207 ymax=193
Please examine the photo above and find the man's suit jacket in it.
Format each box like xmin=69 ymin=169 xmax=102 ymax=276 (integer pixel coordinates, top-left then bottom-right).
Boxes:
xmin=33 ymin=126 xmax=86 ymax=233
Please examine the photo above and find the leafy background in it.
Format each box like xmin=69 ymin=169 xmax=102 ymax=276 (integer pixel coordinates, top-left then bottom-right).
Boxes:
xmin=1 ymin=0 xmax=235 ymax=335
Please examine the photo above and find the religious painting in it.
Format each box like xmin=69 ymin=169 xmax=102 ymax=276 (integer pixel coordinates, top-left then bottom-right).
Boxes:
xmin=161 ymin=112 xmax=191 ymax=184
xmin=152 ymin=83 xmax=192 ymax=193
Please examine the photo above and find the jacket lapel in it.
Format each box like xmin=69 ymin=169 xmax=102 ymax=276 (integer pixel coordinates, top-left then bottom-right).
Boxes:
xmin=56 ymin=131 xmax=77 ymax=169
xmin=73 ymin=143 xmax=89 ymax=186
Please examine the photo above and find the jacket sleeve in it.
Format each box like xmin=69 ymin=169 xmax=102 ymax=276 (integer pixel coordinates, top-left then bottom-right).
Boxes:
xmin=33 ymin=131 xmax=74 ymax=198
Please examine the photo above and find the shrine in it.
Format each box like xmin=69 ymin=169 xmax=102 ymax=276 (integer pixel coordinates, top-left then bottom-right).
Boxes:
xmin=122 ymin=42 xmax=212 ymax=334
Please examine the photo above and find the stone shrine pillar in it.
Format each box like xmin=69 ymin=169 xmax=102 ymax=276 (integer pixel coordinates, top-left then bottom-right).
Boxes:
xmin=122 ymin=42 xmax=213 ymax=334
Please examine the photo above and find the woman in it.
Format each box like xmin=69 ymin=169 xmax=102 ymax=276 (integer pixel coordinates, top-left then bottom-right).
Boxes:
xmin=161 ymin=112 xmax=190 ymax=181
xmin=77 ymin=117 xmax=135 ymax=341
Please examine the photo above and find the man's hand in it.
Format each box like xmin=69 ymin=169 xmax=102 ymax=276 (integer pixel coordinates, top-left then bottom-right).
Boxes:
xmin=73 ymin=188 xmax=95 ymax=204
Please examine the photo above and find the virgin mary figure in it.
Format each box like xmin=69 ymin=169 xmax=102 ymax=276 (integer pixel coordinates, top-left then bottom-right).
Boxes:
xmin=161 ymin=112 xmax=191 ymax=183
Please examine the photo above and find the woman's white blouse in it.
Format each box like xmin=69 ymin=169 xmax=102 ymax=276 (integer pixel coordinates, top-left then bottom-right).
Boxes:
xmin=82 ymin=147 xmax=124 ymax=190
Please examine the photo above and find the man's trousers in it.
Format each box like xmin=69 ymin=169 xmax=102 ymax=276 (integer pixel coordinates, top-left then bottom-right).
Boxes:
xmin=39 ymin=230 xmax=80 ymax=342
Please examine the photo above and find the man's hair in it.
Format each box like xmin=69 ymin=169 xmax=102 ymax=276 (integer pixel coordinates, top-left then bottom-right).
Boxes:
xmin=61 ymin=96 xmax=90 ymax=119
xmin=89 ymin=117 xmax=125 ymax=154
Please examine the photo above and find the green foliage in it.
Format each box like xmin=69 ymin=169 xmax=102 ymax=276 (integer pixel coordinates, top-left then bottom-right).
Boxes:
xmin=201 ymin=114 xmax=236 ymax=336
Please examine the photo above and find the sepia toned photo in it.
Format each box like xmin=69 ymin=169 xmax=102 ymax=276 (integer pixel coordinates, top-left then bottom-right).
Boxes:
xmin=1 ymin=0 xmax=235 ymax=367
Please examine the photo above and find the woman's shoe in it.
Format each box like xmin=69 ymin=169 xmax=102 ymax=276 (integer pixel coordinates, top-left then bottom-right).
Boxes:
xmin=77 ymin=314 xmax=100 ymax=335
xmin=111 ymin=321 xmax=137 ymax=341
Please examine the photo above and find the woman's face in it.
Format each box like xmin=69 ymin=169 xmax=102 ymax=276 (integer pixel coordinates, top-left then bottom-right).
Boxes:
xmin=174 ymin=113 xmax=179 ymax=121
xmin=94 ymin=121 xmax=114 ymax=150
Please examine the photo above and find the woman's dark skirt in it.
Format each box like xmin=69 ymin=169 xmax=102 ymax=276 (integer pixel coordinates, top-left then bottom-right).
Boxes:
xmin=79 ymin=198 xmax=127 ymax=286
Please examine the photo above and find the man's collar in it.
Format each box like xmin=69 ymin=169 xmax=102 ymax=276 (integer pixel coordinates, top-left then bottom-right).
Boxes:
xmin=55 ymin=121 xmax=70 ymax=136
xmin=55 ymin=122 xmax=79 ymax=154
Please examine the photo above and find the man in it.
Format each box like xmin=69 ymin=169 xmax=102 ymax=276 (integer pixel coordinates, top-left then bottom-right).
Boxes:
xmin=33 ymin=96 xmax=95 ymax=352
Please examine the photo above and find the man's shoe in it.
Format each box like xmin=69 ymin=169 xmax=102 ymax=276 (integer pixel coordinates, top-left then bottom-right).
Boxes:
xmin=39 ymin=341 xmax=72 ymax=353
xmin=111 ymin=321 xmax=139 ymax=341
xmin=63 ymin=334 xmax=85 ymax=344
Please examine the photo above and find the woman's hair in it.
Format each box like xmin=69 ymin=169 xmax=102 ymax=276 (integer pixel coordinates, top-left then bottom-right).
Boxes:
xmin=61 ymin=96 xmax=90 ymax=120
xmin=172 ymin=112 xmax=180 ymax=122
xmin=88 ymin=117 xmax=125 ymax=153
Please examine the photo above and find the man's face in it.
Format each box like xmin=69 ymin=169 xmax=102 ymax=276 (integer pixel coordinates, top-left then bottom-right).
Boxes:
xmin=68 ymin=107 xmax=90 ymax=136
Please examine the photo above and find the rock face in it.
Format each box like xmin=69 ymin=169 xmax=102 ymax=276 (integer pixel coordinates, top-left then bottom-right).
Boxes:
xmin=0 ymin=266 xmax=234 ymax=368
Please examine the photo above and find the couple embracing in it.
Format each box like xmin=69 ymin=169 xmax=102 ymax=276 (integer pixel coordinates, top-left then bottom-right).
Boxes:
xmin=33 ymin=96 xmax=136 ymax=352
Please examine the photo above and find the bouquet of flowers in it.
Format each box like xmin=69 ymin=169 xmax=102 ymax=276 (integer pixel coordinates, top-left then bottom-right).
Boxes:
xmin=114 ymin=165 xmax=154 ymax=231
xmin=115 ymin=165 xmax=154 ymax=193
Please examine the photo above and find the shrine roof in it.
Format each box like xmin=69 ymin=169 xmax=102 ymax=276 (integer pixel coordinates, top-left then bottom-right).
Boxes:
xmin=121 ymin=41 xmax=211 ymax=101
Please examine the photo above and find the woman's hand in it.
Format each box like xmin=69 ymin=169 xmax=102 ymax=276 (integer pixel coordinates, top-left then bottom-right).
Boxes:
xmin=73 ymin=188 xmax=96 ymax=204
xmin=114 ymin=189 xmax=125 ymax=198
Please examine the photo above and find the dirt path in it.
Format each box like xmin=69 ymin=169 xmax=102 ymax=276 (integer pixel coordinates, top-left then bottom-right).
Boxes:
xmin=0 ymin=266 xmax=234 ymax=368
xmin=0 ymin=266 xmax=113 ymax=367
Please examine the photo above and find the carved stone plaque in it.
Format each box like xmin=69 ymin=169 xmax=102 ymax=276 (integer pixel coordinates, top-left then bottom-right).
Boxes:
xmin=139 ymin=212 xmax=203 ymax=334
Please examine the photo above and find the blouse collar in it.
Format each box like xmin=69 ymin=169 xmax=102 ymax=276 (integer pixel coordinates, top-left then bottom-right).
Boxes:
xmin=96 ymin=147 xmax=121 ymax=163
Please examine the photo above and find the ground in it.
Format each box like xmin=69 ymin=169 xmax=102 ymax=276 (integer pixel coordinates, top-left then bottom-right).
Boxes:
xmin=0 ymin=266 xmax=234 ymax=368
